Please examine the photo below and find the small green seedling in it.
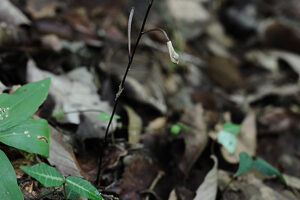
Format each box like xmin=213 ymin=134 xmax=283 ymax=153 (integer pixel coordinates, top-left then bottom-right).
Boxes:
xmin=234 ymin=152 xmax=287 ymax=185
xmin=170 ymin=122 xmax=190 ymax=135
xmin=0 ymin=78 xmax=51 ymax=200
xmin=218 ymin=122 xmax=241 ymax=154
xmin=98 ymin=112 xmax=120 ymax=121
xmin=52 ymin=109 xmax=65 ymax=120
xmin=21 ymin=162 xmax=104 ymax=200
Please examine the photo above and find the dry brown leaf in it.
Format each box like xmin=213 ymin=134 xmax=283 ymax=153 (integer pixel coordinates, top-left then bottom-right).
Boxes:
xmin=26 ymin=0 xmax=57 ymax=19
xmin=118 ymin=155 xmax=158 ymax=200
xmin=221 ymin=112 xmax=256 ymax=163
xmin=48 ymin=125 xmax=82 ymax=177
xmin=194 ymin=155 xmax=218 ymax=200
xmin=179 ymin=104 xmax=208 ymax=174
xmin=145 ymin=117 xmax=166 ymax=134
xmin=218 ymin=170 xmax=298 ymax=200
xmin=124 ymin=105 xmax=143 ymax=145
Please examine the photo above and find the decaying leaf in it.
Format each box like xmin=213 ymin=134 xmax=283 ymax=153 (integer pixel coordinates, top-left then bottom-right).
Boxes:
xmin=179 ymin=104 xmax=208 ymax=174
xmin=116 ymin=155 xmax=158 ymax=200
xmin=124 ymin=105 xmax=143 ymax=145
xmin=47 ymin=125 xmax=82 ymax=177
xmin=194 ymin=155 xmax=218 ymax=200
xmin=218 ymin=170 xmax=298 ymax=200
xmin=26 ymin=60 xmax=115 ymax=139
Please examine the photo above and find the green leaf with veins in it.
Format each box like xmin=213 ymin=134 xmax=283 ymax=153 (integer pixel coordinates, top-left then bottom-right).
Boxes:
xmin=66 ymin=176 xmax=104 ymax=200
xmin=0 ymin=118 xmax=49 ymax=157
xmin=21 ymin=162 xmax=64 ymax=187
xmin=0 ymin=78 xmax=50 ymax=131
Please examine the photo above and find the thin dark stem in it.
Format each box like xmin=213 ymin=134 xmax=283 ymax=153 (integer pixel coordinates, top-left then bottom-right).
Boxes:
xmin=142 ymin=28 xmax=170 ymax=42
xmin=96 ymin=0 xmax=154 ymax=186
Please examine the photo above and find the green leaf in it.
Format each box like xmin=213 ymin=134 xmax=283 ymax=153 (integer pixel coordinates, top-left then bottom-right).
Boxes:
xmin=254 ymin=158 xmax=287 ymax=185
xmin=170 ymin=124 xmax=181 ymax=135
xmin=0 ymin=118 xmax=49 ymax=157
xmin=234 ymin=152 xmax=254 ymax=177
xmin=223 ymin=122 xmax=241 ymax=135
xmin=98 ymin=112 xmax=120 ymax=121
xmin=20 ymin=162 xmax=64 ymax=187
xmin=0 ymin=78 xmax=51 ymax=131
xmin=66 ymin=176 xmax=104 ymax=200
xmin=52 ymin=109 xmax=65 ymax=120
xmin=65 ymin=185 xmax=79 ymax=200
xmin=0 ymin=150 xmax=24 ymax=200
xmin=217 ymin=130 xmax=237 ymax=154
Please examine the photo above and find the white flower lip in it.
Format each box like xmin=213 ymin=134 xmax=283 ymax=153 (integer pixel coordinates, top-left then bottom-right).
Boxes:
xmin=167 ymin=41 xmax=179 ymax=64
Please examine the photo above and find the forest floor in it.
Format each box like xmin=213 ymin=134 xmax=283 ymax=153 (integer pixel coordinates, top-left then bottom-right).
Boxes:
xmin=0 ymin=0 xmax=300 ymax=199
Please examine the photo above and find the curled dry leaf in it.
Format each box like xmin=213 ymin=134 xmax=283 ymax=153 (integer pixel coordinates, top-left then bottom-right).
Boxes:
xmin=179 ymin=104 xmax=208 ymax=174
xmin=221 ymin=112 xmax=256 ymax=163
xmin=194 ymin=155 xmax=218 ymax=200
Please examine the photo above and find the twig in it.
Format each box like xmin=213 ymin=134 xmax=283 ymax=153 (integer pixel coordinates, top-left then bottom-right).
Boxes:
xmin=96 ymin=0 xmax=154 ymax=186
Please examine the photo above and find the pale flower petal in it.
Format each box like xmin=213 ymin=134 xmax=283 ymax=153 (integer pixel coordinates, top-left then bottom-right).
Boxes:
xmin=167 ymin=41 xmax=179 ymax=64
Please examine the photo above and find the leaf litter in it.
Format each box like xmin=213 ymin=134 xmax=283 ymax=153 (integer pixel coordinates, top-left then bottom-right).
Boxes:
xmin=0 ymin=0 xmax=300 ymax=199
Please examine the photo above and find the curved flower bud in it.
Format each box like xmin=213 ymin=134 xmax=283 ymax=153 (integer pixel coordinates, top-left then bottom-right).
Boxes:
xmin=167 ymin=41 xmax=179 ymax=64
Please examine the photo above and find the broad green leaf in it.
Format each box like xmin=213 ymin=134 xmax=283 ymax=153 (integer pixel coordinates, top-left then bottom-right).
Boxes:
xmin=20 ymin=162 xmax=64 ymax=187
xmin=223 ymin=122 xmax=241 ymax=135
xmin=0 ymin=118 xmax=49 ymax=157
xmin=234 ymin=152 xmax=254 ymax=177
xmin=52 ymin=109 xmax=65 ymax=120
xmin=66 ymin=176 xmax=104 ymax=200
xmin=254 ymin=158 xmax=287 ymax=184
xmin=217 ymin=130 xmax=237 ymax=154
xmin=170 ymin=124 xmax=181 ymax=135
xmin=0 ymin=150 xmax=24 ymax=200
xmin=65 ymin=185 xmax=79 ymax=200
xmin=0 ymin=78 xmax=50 ymax=131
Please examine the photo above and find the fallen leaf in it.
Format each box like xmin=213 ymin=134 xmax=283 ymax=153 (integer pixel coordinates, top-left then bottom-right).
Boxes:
xmin=117 ymin=155 xmax=158 ymax=200
xmin=26 ymin=60 xmax=115 ymax=139
xmin=179 ymin=104 xmax=208 ymax=174
xmin=48 ymin=125 xmax=82 ymax=177
xmin=26 ymin=0 xmax=57 ymax=19
xmin=166 ymin=0 xmax=210 ymax=40
xmin=194 ymin=155 xmax=218 ymax=200
xmin=124 ymin=105 xmax=143 ymax=145
xmin=0 ymin=0 xmax=30 ymax=26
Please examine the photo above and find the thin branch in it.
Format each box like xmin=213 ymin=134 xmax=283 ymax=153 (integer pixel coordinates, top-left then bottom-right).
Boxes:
xmin=96 ymin=0 xmax=154 ymax=186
